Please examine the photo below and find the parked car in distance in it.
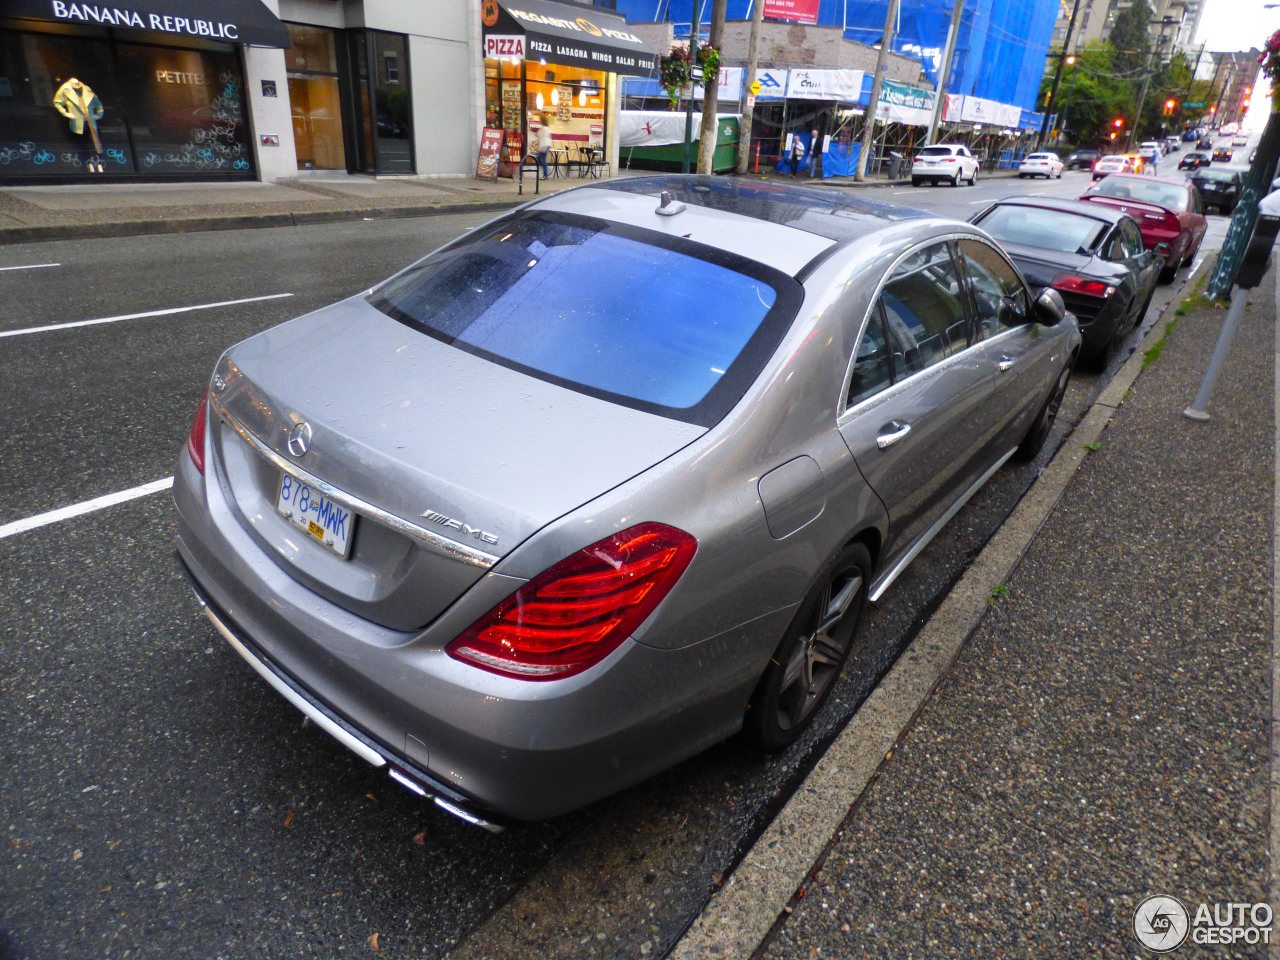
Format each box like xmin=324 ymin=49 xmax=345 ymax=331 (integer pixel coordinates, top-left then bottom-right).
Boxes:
xmin=1079 ymin=173 xmax=1207 ymax=282
xmin=971 ymin=197 xmax=1162 ymax=369
xmin=1138 ymin=142 xmax=1161 ymax=165
xmin=1066 ymin=148 xmax=1099 ymax=170
xmin=172 ymin=175 xmax=1080 ymax=826
xmin=1186 ymin=167 xmax=1245 ymax=214
xmin=1178 ymin=152 xmax=1211 ymax=171
xmin=1164 ymin=138 xmax=1180 ymax=153
xmin=911 ymin=144 xmax=979 ymax=186
xmin=1181 ymin=129 xmax=1199 ymax=142
xmin=1019 ymin=151 xmax=1064 ymax=179
xmin=1232 ymin=133 xmax=1250 ymax=147
xmin=1198 ymin=136 xmax=1214 ymax=150
xmin=1212 ymin=145 xmax=1234 ymax=162
xmin=1092 ymin=154 xmax=1138 ymax=180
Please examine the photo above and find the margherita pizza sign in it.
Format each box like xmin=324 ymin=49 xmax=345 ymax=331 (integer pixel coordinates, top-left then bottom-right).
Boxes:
xmin=484 ymin=35 xmax=525 ymax=59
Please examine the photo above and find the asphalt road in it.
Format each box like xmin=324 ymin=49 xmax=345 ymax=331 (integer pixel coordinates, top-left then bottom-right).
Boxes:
xmin=0 ymin=173 xmax=1228 ymax=960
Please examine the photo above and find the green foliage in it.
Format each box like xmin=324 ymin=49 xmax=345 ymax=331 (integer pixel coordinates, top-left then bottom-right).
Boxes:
xmin=1108 ymin=0 xmax=1152 ymax=76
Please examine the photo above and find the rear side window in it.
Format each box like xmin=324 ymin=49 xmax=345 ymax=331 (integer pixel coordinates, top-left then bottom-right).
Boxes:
xmin=370 ymin=213 xmax=798 ymax=426
xmin=918 ymin=146 xmax=954 ymax=158
xmin=879 ymin=242 xmax=969 ymax=372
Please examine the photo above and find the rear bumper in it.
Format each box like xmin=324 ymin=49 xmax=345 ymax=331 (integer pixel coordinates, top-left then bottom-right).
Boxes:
xmin=172 ymin=451 xmax=785 ymax=822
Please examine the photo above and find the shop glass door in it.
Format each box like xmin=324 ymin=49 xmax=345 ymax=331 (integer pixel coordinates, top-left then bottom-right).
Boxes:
xmin=285 ymin=24 xmax=346 ymax=171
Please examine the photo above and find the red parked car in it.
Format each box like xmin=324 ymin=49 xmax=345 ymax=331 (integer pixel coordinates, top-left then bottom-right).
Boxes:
xmin=1078 ymin=174 xmax=1207 ymax=282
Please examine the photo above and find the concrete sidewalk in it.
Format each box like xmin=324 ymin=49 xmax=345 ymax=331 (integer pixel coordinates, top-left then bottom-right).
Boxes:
xmin=697 ymin=268 xmax=1275 ymax=958
xmin=0 ymin=168 xmax=1023 ymax=245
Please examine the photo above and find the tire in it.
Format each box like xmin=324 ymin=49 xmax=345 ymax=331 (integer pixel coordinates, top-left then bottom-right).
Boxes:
xmin=952 ymin=173 xmax=960 ymax=187
xmin=1159 ymin=259 xmax=1178 ymax=284
xmin=745 ymin=542 xmax=871 ymax=751
xmin=969 ymin=167 xmax=978 ymax=185
xmin=912 ymin=177 xmax=922 ymax=187
xmin=1015 ymin=361 xmax=1071 ymax=461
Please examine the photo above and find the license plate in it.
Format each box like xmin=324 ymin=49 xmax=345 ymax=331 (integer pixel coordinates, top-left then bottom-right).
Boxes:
xmin=276 ymin=473 xmax=355 ymax=558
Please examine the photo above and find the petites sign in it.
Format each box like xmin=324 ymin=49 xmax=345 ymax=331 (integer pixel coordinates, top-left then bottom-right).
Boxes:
xmin=261 ymin=79 xmax=277 ymax=97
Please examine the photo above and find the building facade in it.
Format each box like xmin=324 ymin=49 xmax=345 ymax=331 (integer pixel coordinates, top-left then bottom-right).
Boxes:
xmin=1052 ymin=0 xmax=1206 ymax=56
xmin=0 ymin=0 xmax=652 ymax=185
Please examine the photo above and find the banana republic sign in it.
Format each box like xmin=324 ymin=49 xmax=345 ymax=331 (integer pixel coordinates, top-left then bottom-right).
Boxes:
xmin=10 ymin=0 xmax=292 ymax=48
xmin=482 ymin=0 xmax=657 ymax=74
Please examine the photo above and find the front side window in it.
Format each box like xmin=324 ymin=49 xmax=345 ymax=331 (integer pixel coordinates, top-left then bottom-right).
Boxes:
xmin=957 ymin=239 xmax=1028 ymax=336
xmin=878 ymin=242 xmax=969 ymax=373
xmin=370 ymin=213 xmax=795 ymax=426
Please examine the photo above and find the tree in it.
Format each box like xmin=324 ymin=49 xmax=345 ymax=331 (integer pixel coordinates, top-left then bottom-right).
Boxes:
xmin=1109 ymin=0 xmax=1152 ymax=76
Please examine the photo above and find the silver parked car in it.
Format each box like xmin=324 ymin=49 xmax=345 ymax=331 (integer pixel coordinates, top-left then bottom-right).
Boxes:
xmin=174 ymin=176 xmax=1080 ymax=827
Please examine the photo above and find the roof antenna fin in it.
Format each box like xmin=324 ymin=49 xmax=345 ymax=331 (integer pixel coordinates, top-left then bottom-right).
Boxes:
xmin=656 ymin=190 xmax=686 ymax=217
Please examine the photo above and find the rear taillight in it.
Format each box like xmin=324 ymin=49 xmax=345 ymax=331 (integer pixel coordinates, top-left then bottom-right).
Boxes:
xmin=448 ymin=523 xmax=697 ymax=680
xmin=186 ymin=388 xmax=208 ymax=474
xmin=1052 ymin=275 xmax=1115 ymax=298
xmin=942 ymin=157 xmax=956 ymax=163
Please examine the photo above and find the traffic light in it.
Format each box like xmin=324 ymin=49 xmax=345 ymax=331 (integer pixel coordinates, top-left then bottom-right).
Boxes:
xmin=1164 ymin=99 xmax=1176 ymax=115
xmin=1113 ymin=118 xmax=1124 ymax=129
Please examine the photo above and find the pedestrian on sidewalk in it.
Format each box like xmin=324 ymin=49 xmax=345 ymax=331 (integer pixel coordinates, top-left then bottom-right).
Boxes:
xmin=536 ymin=115 xmax=552 ymax=179
xmin=808 ymin=128 xmax=821 ymax=179
xmin=788 ymin=134 xmax=806 ymax=177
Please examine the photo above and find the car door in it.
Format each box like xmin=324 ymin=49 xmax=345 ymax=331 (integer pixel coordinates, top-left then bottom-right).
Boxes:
xmin=955 ymin=238 xmax=1063 ymax=457
xmin=837 ymin=241 xmax=992 ymax=571
xmin=1113 ymin=218 xmax=1160 ymax=324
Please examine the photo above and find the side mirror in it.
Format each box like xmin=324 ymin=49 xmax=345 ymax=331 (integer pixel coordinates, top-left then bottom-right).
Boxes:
xmin=1033 ymin=287 xmax=1066 ymax=327
xmin=1153 ymin=241 xmax=1173 ymax=260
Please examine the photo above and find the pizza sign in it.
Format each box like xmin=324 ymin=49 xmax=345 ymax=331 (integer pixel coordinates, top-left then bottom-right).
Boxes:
xmin=484 ymin=35 xmax=525 ymax=60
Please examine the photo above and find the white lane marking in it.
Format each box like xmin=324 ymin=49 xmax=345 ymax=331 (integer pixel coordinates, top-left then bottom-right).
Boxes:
xmin=0 ymin=477 xmax=174 ymax=541
xmin=0 ymin=262 xmax=60 ymax=272
xmin=892 ymin=189 xmax=915 ymax=194
xmin=0 ymin=292 xmax=294 ymax=339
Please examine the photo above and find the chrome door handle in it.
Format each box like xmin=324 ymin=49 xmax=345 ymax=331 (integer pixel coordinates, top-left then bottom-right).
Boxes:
xmin=997 ymin=355 xmax=1017 ymax=372
xmin=876 ymin=422 xmax=912 ymax=449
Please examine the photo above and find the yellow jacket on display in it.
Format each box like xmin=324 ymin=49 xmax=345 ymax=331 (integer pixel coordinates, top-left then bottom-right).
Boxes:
xmin=53 ymin=79 xmax=104 ymax=135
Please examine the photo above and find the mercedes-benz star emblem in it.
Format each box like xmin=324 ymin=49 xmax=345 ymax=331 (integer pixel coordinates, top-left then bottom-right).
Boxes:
xmin=286 ymin=421 xmax=312 ymax=457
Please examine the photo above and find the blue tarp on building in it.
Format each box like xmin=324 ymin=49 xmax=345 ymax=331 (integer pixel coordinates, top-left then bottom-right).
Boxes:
xmin=614 ymin=0 xmax=1057 ymax=115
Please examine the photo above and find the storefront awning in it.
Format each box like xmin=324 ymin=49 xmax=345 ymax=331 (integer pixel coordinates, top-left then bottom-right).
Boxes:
xmin=8 ymin=0 xmax=292 ymax=48
xmin=483 ymin=0 xmax=657 ymax=75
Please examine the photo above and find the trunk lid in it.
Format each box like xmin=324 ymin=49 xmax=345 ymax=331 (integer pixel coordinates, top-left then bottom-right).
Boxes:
xmin=209 ymin=297 xmax=706 ymax=632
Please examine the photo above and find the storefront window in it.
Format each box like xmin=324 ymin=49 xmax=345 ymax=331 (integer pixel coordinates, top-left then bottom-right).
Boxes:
xmin=286 ymin=24 xmax=346 ymax=171
xmin=483 ymin=59 xmax=608 ymax=174
xmin=0 ymin=24 xmax=251 ymax=179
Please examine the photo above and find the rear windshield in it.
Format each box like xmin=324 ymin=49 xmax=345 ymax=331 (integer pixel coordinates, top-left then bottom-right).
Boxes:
xmin=918 ymin=146 xmax=955 ymax=157
xmin=1091 ymin=177 xmax=1189 ymax=211
xmin=369 ymin=212 xmax=798 ymax=426
xmin=1195 ymin=168 xmax=1238 ymax=183
xmin=975 ymin=205 xmax=1108 ymax=254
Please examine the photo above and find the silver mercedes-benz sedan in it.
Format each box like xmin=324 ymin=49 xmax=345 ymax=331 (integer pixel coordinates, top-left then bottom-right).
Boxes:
xmin=174 ymin=176 xmax=1079 ymax=828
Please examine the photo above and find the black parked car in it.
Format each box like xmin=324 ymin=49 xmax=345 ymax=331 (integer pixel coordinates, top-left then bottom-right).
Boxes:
xmin=1178 ymin=152 xmax=1211 ymax=171
xmin=971 ymin=196 xmax=1162 ymax=369
xmin=1066 ymin=148 xmax=1100 ymax=171
xmin=1187 ymin=167 xmax=1244 ymax=213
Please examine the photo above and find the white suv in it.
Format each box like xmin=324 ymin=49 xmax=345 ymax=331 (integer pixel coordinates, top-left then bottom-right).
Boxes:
xmin=911 ymin=144 xmax=979 ymax=187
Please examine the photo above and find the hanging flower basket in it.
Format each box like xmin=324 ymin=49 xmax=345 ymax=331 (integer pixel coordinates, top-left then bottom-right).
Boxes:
xmin=658 ymin=43 xmax=723 ymax=109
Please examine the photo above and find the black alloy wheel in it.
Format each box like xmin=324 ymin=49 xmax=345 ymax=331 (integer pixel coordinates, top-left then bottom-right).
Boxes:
xmin=1016 ymin=362 xmax=1071 ymax=460
xmin=746 ymin=543 xmax=871 ymax=750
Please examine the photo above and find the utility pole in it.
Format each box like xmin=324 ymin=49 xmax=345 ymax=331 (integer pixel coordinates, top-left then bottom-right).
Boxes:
xmin=1036 ymin=0 xmax=1082 ymax=149
xmin=736 ymin=0 xmax=766 ymax=175
xmin=1130 ymin=17 xmax=1180 ymax=147
xmin=697 ymin=0 xmax=728 ymax=173
xmin=856 ymin=0 xmax=899 ymax=180
xmin=924 ymin=0 xmax=964 ymax=146
xmin=682 ymin=0 xmax=704 ymax=173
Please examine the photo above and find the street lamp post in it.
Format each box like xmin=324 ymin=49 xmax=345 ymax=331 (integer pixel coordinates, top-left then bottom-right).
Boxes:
xmin=1059 ymin=57 xmax=1079 ymax=143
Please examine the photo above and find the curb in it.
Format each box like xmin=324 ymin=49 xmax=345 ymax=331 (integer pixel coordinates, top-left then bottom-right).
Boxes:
xmin=0 ymin=199 xmax=529 ymax=245
xmin=666 ymin=265 xmax=1207 ymax=960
